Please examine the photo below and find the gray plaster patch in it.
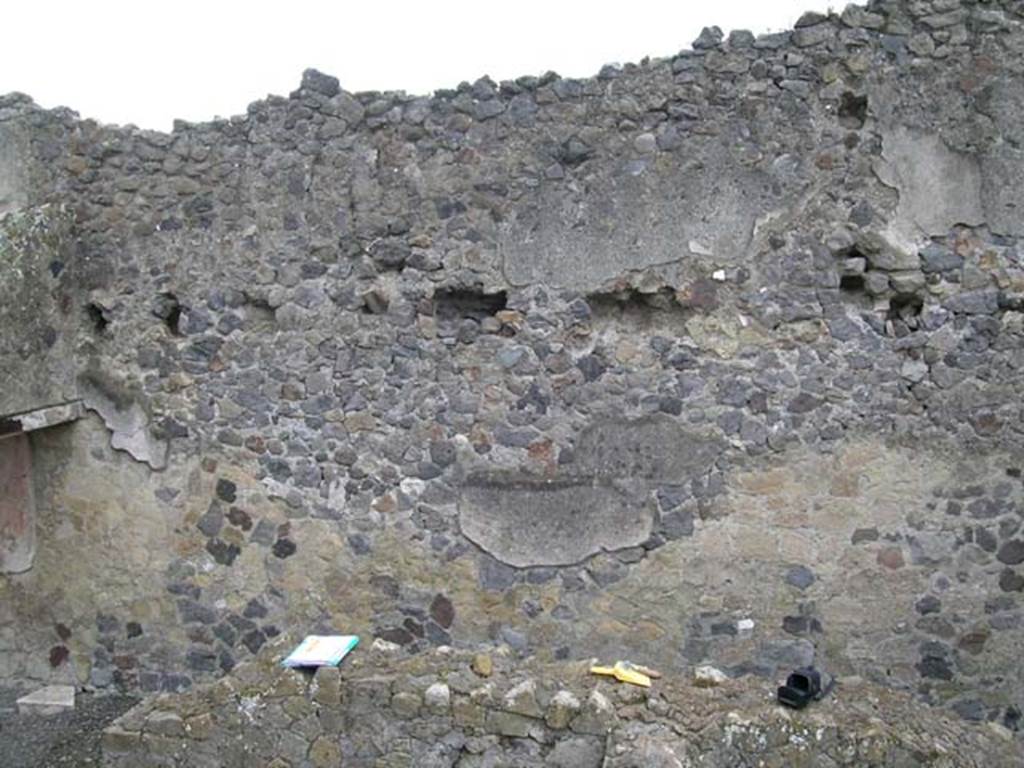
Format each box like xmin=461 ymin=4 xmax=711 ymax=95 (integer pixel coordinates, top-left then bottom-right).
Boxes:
xmin=501 ymin=140 xmax=803 ymax=291
xmin=0 ymin=206 xmax=80 ymax=417
xmin=79 ymin=377 xmax=168 ymax=471
xmin=459 ymin=417 xmax=722 ymax=566
xmin=459 ymin=477 xmax=653 ymax=568
xmin=875 ymin=127 xmax=985 ymax=239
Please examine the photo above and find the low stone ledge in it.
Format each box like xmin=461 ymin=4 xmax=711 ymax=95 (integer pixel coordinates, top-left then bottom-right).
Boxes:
xmin=15 ymin=684 xmax=75 ymax=716
xmin=0 ymin=400 xmax=82 ymax=440
xmin=103 ymin=639 xmax=1023 ymax=767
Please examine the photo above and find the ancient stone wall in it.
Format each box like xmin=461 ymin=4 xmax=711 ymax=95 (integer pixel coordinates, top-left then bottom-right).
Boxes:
xmin=1 ymin=0 xmax=1024 ymax=736
xmin=101 ymin=640 xmax=1023 ymax=767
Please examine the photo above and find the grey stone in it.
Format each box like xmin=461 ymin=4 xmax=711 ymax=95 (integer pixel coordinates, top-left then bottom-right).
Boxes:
xmin=301 ymin=69 xmax=340 ymax=97
xmin=997 ymin=540 xmax=1024 ymax=566
xmin=727 ymin=30 xmax=755 ymax=49
xmin=944 ymin=290 xmax=1000 ymax=315
xmin=196 ymin=505 xmax=223 ymax=537
xmin=792 ymin=24 xmax=834 ymax=48
xmin=424 ymin=682 xmax=451 ymax=712
xmin=478 ymin=555 xmax=519 ymax=591
xmin=785 ymin=565 xmax=815 ymax=590
xmin=546 ymin=689 xmax=581 ymax=730
xmin=758 ymin=638 xmax=815 ymax=669
xmin=178 ymin=600 xmax=217 ymax=625
xmin=16 ymin=685 xmax=75 ymax=716
xmin=486 ymin=709 xmax=534 ymax=737
xmin=661 ymin=508 xmax=694 ymax=540
xmin=693 ymin=26 xmax=723 ymax=50
xmin=475 ymin=100 xmax=506 ymax=121
xmin=545 ymin=736 xmax=605 ymax=768
xmin=920 ymin=244 xmax=963 ymax=273
xmin=250 ymin=519 xmax=277 ymax=546
xmin=503 ymin=678 xmax=543 ymax=718
xmin=633 ymin=133 xmax=657 ymax=155
xmin=570 ymin=690 xmax=615 ymax=735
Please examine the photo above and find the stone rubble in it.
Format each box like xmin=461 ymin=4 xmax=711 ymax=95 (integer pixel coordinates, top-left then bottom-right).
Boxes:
xmin=101 ymin=640 xmax=1023 ymax=766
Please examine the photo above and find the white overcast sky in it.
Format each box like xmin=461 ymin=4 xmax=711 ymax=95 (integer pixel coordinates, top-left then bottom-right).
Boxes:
xmin=3 ymin=1 xmax=836 ymax=131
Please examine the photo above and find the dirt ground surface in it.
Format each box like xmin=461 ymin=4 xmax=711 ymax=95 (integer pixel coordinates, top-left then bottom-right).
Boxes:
xmin=0 ymin=688 xmax=137 ymax=768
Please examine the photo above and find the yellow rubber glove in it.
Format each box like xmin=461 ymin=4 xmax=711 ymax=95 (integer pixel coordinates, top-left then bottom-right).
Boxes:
xmin=589 ymin=661 xmax=652 ymax=688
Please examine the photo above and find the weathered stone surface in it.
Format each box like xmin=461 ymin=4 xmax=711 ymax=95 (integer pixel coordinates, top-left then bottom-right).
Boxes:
xmin=2 ymin=0 xmax=1024 ymax=744
xmin=502 ymin=148 xmax=807 ymax=291
xmin=503 ymin=678 xmax=543 ymax=718
xmin=79 ymin=375 xmax=168 ymax=470
xmin=424 ymin=681 xmax=451 ymax=713
xmin=546 ymin=736 xmax=605 ymax=768
xmin=546 ymin=689 xmax=581 ymax=729
xmin=876 ymin=127 xmax=985 ymax=239
xmin=460 ymin=477 xmax=652 ymax=567
xmin=693 ymin=665 xmax=728 ymax=687
xmin=460 ymin=418 xmax=720 ymax=566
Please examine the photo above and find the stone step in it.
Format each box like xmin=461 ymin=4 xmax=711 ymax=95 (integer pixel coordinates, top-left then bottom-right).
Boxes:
xmin=16 ymin=685 xmax=75 ymax=716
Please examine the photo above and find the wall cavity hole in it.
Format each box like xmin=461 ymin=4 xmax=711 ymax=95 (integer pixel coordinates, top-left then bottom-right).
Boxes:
xmin=587 ymin=286 xmax=690 ymax=332
xmin=86 ymin=303 xmax=110 ymax=334
xmin=433 ymin=288 xmax=508 ymax=322
xmin=165 ymin=304 xmax=182 ymax=335
xmin=360 ymin=289 xmax=389 ymax=315
xmin=839 ymin=274 xmax=865 ymax=293
xmin=888 ymin=294 xmax=924 ymax=332
xmin=152 ymin=292 xmax=183 ymax=336
xmin=838 ymin=91 xmax=868 ymax=129
xmin=889 ymin=294 xmax=923 ymax=319
xmin=242 ymin=293 xmax=276 ymax=330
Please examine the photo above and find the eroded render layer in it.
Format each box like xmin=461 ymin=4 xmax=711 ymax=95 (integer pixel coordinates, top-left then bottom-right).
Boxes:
xmin=0 ymin=205 xmax=79 ymax=418
xmin=0 ymin=0 xmax=1023 ymax=738
xmin=102 ymin=641 xmax=1023 ymax=767
xmin=0 ymin=435 xmax=35 ymax=574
